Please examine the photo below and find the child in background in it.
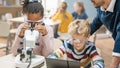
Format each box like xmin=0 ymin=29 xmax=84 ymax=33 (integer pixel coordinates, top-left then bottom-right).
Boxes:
xmin=51 ymin=2 xmax=73 ymax=33
xmin=11 ymin=0 xmax=54 ymax=57
xmin=48 ymin=19 xmax=104 ymax=68
xmin=72 ymin=1 xmax=88 ymax=20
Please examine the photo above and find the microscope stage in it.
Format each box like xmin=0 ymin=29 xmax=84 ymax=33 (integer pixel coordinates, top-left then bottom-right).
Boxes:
xmin=15 ymin=55 xmax=45 ymax=68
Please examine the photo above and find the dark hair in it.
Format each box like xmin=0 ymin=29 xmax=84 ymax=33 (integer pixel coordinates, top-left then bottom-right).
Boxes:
xmin=22 ymin=0 xmax=44 ymax=15
xmin=61 ymin=2 xmax=67 ymax=10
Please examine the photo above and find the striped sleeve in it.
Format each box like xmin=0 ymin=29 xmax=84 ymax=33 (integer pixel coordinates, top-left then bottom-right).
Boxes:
xmin=89 ymin=46 xmax=99 ymax=58
xmin=48 ymin=45 xmax=66 ymax=58
xmin=89 ymin=46 xmax=104 ymax=68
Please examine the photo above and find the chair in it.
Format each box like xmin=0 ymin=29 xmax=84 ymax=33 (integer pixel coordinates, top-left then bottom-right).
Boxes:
xmin=5 ymin=13 xmax=13 ymax=21
xmin=0 ymin=21 xmax=11 ymax=55
xmin=5 ymin=13 xmax=17 ymax=29
xmin=0 ymin=13 xmax=16 ymax=55
xmin=5 ymin=13 xmax=17 ymax=47
xmin=5 ymin=13 xmax=16 ymax=34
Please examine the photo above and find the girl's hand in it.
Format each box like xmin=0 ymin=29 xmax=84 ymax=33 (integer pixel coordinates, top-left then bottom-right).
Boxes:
xmin=35 ymin=23 xmax=48 ymax=36
xmin=19 ymin=24 xmax=29 ymax=38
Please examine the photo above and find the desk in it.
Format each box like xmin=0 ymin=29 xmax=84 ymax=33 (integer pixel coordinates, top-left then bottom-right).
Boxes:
xmin=0 ymin=6 xmax=22 ymax=20
xmin=8 ymin=17 xmax=24 ymax=23
xmin=0 ymin=54 xmax=47 ymax=68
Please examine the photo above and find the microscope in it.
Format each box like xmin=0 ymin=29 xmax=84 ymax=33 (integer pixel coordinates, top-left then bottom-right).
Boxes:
xmin=15 ymin=23 xmax=45 ymax=68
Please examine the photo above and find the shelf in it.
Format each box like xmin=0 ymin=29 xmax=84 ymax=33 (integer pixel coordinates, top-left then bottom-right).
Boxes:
xmin=0 ymin=5 xmax=22 ymax=8
xmin=0 ymin=6 xmax=22 ymax=19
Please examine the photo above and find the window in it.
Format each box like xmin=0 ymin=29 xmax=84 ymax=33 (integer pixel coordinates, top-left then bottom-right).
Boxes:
xmin=42 ymin=0 xmax=63 ymax=17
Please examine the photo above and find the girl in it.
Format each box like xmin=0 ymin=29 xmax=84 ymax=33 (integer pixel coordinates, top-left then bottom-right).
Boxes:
xmin=11 ymin=0 xmax=54 ymax=57
xmin=51 ymin=2 xmax=73 ymax=33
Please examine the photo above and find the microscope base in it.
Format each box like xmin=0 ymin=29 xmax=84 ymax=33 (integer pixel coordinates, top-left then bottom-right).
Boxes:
xmin=15 ymin=55 xmax=45 ymax=68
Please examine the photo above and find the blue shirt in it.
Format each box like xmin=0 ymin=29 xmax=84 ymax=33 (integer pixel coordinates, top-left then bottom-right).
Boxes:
xmin=72 ymin=12 xmax=88 ymax=20
xmin=90 ymin=0 xmax=120 ymax=56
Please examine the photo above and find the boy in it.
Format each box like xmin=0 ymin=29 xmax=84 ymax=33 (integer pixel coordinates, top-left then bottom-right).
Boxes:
xmin=49 ymin=19 xmax=104 ymax=68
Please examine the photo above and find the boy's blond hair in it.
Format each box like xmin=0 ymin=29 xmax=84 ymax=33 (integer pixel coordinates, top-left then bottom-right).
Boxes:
xmin=68 ymin=19 xmax=90 ymax=37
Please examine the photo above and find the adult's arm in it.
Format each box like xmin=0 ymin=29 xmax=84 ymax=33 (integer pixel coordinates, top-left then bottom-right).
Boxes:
xmin=90 ymin=9 xmax=103 ymax=35
xmin=111 ymin=23 xmax=120 ymax=68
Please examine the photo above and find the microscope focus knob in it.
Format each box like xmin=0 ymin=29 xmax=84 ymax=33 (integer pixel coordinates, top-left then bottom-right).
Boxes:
xmin=17 ymin=48 xmax=23 ymax=54
xmin=27 ymin=48 xmax=33 ymax=55
xmin=20 ymin=41 xmax=23 ymax=45
xmin=35 ymin=42 xmax=39 ymax=46
xmin=20 ymin=54 xmax=25 ymax=61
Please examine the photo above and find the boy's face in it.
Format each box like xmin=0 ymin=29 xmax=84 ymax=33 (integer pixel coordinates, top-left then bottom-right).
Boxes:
xmin=91 ymin=0 xmax=104 ymax=8
xmin=72 ymin=34 xmax=88 ymax=52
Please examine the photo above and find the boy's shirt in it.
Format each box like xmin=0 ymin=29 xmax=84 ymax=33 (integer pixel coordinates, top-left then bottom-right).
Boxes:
xmin=49 ymin=40 xmax=104 ymax=68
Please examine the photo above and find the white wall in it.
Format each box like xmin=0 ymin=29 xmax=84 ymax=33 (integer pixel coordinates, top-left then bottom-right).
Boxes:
xmin=80 ymin=0 xmax=97 ymax=18
xmin=42 ymin=0 xmax=63 ymax=16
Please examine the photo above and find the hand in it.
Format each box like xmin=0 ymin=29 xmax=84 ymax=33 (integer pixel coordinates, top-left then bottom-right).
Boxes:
xmin=35 ymin=23 xmax=48 ymax=36
xmin=58 ymin=7 xmax=64 ymax=13
xmin=19 ymin=24 xmax=29 ymax=38
xmin=110 ymin=56 xmax=120 ymax=68
xmin=80 ymin=66 xmax=84 ymax=68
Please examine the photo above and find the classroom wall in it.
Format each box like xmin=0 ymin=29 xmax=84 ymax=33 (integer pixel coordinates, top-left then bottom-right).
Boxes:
xmin=65 ymin=0 xmax=97 ymax=18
